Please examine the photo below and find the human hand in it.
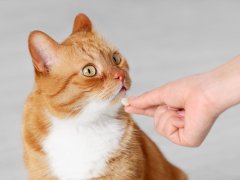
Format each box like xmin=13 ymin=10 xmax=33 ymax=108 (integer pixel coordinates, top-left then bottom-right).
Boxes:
xmin=125 ymin=74 xmax=221 ymax=147
xmin=124 ymin=55 xmax=240 ymax=147
xmin=125 ymin=55 xmax=240 ymax=147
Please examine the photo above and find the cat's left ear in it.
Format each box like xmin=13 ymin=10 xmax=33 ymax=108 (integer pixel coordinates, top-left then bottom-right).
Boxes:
xmin=72 ymin=13 xmax=92 ymax=34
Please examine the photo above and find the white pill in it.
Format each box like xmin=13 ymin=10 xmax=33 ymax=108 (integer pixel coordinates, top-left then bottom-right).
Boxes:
xmin=121 ymin=97 xmax=129 ymax=106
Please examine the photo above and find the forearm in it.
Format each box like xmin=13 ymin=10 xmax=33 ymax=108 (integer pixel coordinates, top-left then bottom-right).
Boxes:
xmin=203 ymin=55 xmax=240 ymax=113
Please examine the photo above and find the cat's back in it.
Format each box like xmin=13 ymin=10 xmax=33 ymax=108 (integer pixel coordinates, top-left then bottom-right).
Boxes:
xmin=23 ymin=91 xmax=56 ymax=179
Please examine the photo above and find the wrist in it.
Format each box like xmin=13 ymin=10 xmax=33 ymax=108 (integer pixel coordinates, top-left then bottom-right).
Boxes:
xmin=203 ymin=56 xmax=240 ymax=113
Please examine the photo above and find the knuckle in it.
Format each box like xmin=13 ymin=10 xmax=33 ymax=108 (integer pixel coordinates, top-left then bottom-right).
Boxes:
xmin=154 ymin=106 xmax=167 ymax=117
xmin=184 ymin=138 xmax=202 ymax=147
xmin=154 ymin=119 xmax=165 ymax=135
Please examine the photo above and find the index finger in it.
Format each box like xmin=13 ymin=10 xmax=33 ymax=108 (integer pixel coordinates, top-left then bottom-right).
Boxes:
xmin=128 ymin=87 xmax=166 ymax=109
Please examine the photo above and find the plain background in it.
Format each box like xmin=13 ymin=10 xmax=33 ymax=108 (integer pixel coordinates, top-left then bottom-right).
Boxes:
xmin=1 ymin=0 xmax=240 ymax=179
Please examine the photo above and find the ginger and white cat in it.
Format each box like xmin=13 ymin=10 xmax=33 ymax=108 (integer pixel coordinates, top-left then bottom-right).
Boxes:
xmin=23 ymin=13 xmax=187 ymax=180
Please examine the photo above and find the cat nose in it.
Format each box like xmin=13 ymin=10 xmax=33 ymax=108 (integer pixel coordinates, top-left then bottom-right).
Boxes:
xmin=114 ymin=72 xmax=125 ymax=82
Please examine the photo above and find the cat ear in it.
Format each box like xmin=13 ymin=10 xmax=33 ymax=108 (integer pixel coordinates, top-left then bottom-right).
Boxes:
xmin=28 ymin=31 xmax=58 ymax=74
xmin=72 ymin=13 xmax=92 ymax=34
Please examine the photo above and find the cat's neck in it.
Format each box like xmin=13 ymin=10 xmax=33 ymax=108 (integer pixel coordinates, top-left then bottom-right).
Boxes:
xmin=43 ymin=100 xmax=126 ymax=179
xmin=48 ymin=100 xmax=124 ymax=127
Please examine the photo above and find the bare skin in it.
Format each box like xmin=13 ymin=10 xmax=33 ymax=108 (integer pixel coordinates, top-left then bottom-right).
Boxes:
xmin=125 ymin=55 xmax=240 ymax=147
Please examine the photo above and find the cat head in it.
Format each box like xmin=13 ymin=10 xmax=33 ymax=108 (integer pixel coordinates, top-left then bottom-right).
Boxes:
xmin=28 ymin=13 xmax=131 ymax=117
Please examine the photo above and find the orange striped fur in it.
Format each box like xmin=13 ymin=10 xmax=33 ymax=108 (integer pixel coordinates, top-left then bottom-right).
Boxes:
xmin=23 ymin=13 xmax=187 ymax=180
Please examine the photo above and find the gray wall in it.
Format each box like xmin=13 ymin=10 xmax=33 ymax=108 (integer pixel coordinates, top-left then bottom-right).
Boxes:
xmin=1 ymin=1 xmax=240 ymax=179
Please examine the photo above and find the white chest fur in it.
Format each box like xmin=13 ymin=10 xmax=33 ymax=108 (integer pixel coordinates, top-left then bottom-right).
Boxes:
xmin=43 ymin=101 xmax=125 ymax=180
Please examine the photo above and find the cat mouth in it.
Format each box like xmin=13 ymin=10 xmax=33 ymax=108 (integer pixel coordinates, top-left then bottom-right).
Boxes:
xmin=120 ymin=86 xmax=127 ymax=93
xmin=115 ymin=85 xmax=127 ymax=97
xmin=110 ymin=83 xmax=129 ymax=101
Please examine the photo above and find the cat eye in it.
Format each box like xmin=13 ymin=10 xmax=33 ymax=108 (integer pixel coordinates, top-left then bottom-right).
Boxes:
xmin=82 ymin=65 xmax=97 ymax=77
xmin=112 ymin=53 xmax=121 ymax=65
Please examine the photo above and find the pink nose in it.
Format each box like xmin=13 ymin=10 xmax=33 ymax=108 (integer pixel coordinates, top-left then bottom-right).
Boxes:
xmin=114 ymin=72 xmax=125 ymax=82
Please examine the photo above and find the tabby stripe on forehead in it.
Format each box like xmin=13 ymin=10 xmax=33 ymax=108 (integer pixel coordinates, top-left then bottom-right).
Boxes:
xmin=99 ymin=49 xmax=107 ymax=59
xmin=81 ymin=46 xmax=95 ymax=60
xmin=48 ymin=73 xmax=78 ymax=98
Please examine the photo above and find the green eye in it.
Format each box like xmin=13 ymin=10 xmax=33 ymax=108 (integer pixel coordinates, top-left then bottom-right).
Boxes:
xmin=82 ymin=65 xmax=96 ymax=77
xmin=112 ymin=53 xmax=121 ymax=65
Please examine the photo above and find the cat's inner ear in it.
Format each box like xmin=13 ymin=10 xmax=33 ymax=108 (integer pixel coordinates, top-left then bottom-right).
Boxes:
xmin=72 ymin=13 xmax=92 ymax=34
xmin=28 ymin=31 xmax=58 ymax=73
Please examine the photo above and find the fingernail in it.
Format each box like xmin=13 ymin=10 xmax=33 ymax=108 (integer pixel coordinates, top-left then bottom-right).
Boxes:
xmin=177 ymin=111 xmax=185 ymax=117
